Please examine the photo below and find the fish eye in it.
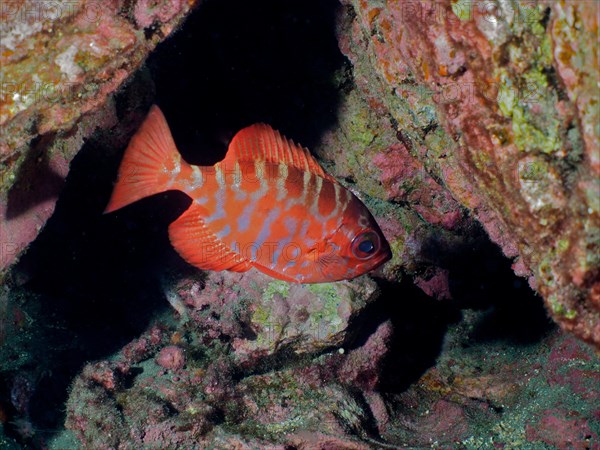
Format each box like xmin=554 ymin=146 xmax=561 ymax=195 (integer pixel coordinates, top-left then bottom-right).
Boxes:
xmin=351 ymin=230 xmax=380 ymax=260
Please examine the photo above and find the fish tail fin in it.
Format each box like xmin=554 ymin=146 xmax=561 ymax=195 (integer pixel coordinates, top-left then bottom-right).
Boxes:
xmin=104 ymin=105 xmax=189 ymax=213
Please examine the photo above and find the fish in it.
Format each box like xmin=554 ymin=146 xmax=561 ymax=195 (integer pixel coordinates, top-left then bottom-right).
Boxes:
xmin=105 ymin=105 xmax=391 ymax=283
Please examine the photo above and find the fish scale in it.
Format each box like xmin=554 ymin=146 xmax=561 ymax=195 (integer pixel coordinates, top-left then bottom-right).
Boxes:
xmin=105 ymin=105 xmax=391 ymax=283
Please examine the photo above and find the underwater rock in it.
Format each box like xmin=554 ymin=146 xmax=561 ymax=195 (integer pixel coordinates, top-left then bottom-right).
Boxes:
xmin=314 ymin=74 xmax=478 ymax=299
xmin=232 ymin=275 xmax=379 ymax=365
xmin=155 ymin=345 xmax=186 ymax=370
xmin=63 ymin=284 xmax=600 ymax=449
xmin=525 ymin=410 xmax=599 ymax=449
xmin=336 ymin=320 xmax=393 ymax=391
xmin=0 ymin=102 xmax=118 ymax=279
xmin=0 ymin=0 xmax=199 ymax=280
xmin=337 ymin=0 xmax=600 ymax=347
xmin=376 ymin=325 xmax=600 ymax=448
xmin=64 ymin=271 xmax=386 ymax=448
xmin=174 ymin=270 xmax=380 ymax=366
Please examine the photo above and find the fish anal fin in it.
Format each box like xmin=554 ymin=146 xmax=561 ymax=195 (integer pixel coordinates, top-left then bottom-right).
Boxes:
xmin=168 ymin=202 xmax=252 ymax=272
xmin=224 ymin=124 xmax=336 ymax=182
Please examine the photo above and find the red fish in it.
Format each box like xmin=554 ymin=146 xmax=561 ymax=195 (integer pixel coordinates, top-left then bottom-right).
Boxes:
xmin=105 ymin=105 xmax=391 ymax=283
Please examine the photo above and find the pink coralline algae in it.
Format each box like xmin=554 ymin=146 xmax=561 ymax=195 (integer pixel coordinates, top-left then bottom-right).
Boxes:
xmin=419 ymin=399 xmax=470 ymax=442
xmin=414 ymin=268 xmax=452 ymax=301
xmin=339 ymin=0 xmax=600 ymax=347
xmin=372 ymin=143 xmax=463 ymax=231
xmin=134 ymin=0 xmax=190 ymax=28
xmin=525 ymin=410 xmax=599 ymax=449
xmin=336 ymin=320 xmax=393 ymax=391
xmin=155 ymin=345 xmax=185 ymax=370
xmin=121 ymin=325 xmax=165 ymax=363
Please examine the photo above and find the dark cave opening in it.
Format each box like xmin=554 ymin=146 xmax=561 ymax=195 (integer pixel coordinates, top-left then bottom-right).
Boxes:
xmin=146 ymin=0 xmax=348 ymax=165
xmin=344 ymin=227 xmax=553 ymax=394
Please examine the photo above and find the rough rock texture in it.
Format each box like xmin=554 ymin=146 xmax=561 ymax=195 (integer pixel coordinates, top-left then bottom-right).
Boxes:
xmin=63 ymin=271 xmax=381 ymax=449
xmin=3 ymin=264 xmax=598 ymax=448
xmin=174 ymin=271 xmax=379 ymax=365
xmin=1 ymin=0 xmax=599 ymax=448
xmin=62 ymin=281 xmax=600 ymax=449
xmin=0 ymin=0 xmax=199 ymax=278
xmin=335 ymin=0 xmax=599 ymax=347
xmin=396 ymin=319 xmax=600 ymax=449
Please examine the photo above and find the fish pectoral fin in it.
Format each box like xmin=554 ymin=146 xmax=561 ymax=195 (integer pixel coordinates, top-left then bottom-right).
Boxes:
xmin=306 ymin=248 xmax=319 ymax=262
xmin=251 ymin=262 xmax=298 ymax=283
xmin=168 ymin=202 xmax=252 ymax=272
xmin=228 ymin=261 xmax=254 ymax=273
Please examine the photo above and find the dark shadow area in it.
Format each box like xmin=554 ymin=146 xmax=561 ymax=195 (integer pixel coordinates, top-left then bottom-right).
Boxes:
xmin=6 ymin=134 xmax=66 ymax=219
xmin=467 ymin=289 xmax=555 ymax=345
xmin=343 ymin=226 xmax=553 ymax=394
xmin=147 ymin=0 xmax=346 ymax=165
xmin=344 ymin=278 xmax=459 ymax=393
xmin=5 ymin=131 xmax=190 ymax=446
xmin=2 ymin=0 xmax=346 ymax=446
xmin=420 ymin=226 xmax=554 ymax=344
xmin=377 ymin=279 xmax=459 ymax=393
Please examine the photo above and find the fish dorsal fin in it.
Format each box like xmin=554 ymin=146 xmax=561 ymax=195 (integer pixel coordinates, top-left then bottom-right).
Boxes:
xmin=168 ymin=202 xmax=252 ymax=273
xmin=224 ymin=124 xmax=336 ymax=181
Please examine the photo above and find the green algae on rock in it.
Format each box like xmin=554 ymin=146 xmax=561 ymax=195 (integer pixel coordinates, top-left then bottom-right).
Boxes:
xmin=237 ymin=275 xmax=379 ymax=361
xmin=340 ymin=0 xmax=600 ymax=348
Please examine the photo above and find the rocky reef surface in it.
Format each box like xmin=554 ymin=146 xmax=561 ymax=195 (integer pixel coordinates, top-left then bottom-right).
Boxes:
xmin=2 ymin=268 xmax=598 ymax=448
xmin=0 ymin=0 xmax=598 ymax=448
xmin=332 ymin=0 xmax=599 ymax=348
xmin=0 ymin=0 xmax=198 ymax=278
